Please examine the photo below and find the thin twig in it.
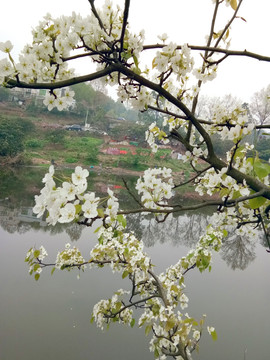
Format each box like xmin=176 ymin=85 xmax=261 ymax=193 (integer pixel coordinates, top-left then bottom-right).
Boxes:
xmin=174 ymin=166 xmax=212 ymax=188
xmin=119 ymin=0 xmax=130 ymax=55
xmin=88 ymin=0 xmax=107 ymax=33
xmin=122 ymin=177 xmax=142 ymax=207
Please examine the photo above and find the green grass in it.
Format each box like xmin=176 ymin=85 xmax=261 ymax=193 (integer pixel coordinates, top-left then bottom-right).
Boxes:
xmin=65 ymin=157 xmax=78 ymax=163
xmin=64 ymin=136 xmax=103 ymax=151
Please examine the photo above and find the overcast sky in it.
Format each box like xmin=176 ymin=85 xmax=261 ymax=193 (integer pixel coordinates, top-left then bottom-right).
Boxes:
xmin=1 ymin=0 xmax=270 ymax=102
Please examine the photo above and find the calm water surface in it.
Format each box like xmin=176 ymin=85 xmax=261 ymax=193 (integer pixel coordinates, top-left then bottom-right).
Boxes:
xmin=0 ymin=167 xmax=269 ymax=360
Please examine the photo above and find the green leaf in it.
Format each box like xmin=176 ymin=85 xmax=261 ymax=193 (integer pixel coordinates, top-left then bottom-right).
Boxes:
xmin=117 ymin=214 xmax=127 ymax=228
xmin=33 ymin=264 xmax=40 ymax=272
xmin=90 ymin=315 xmax=95 ymax=324
xmin=145 ymin=324 xmax=152 ymax=336
xmin=114 ymin=301 xmax=122 ymax=312
xmin=254 ymin=159 xmax=270 ymax=179
xmin=94 ymin=225 xmax=101 ymax=233
xmin=130 ymin=318 xmax=135 ymax=328
xmin=122 ymin=270 xmax=129 ymax=279
xmin=75 ymin=204 xmax=82 ymax=215
xmin=230 ymin=0 xmax=237 ymax=10
xmin=51 ymin=267 xmax=56 ymax=276
xmin=152 ymin=304 xmax=160 ymax=316
xmin=154 ymin=348 xmax=159 ymax=358
xmin=249 ymin=196 xmax=266 ymax=209
xmin=211 ymin=329 xmax=218 ymax=341
xmin=165 ymin=318 xmax=175 ymax=331
xmin=33 ymin=250 xmax=40 ymax=258
xmin=132 ymin=54 xmax=139 ymax=68
xmin=234 ymin=145 xmax=246 ymax=159
xmin=34 ymin=273 xmax=40 ymax=281
xmin=97 ymin=208 xmax=104 ymax=218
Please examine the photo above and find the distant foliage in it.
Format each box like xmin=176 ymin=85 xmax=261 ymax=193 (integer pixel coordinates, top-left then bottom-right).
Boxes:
xmin=0 ymin=86 xmax=9 ymax=102
xmin=0 ymin=117 xmax=34 ymax=157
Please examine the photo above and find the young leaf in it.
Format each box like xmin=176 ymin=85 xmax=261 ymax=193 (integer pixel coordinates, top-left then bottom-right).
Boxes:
xmin=97 ymin=208 xmax=104 ymax=218
xmin=249 ymin=196 xmax=266 ymax=209
xmin=211 ymin=329 xmax=218 ymax=341
xmin=33 ymin=250 xmax=40 ymax=258
xmin=145 ymin=324 xmax=152 ymax=336
xmin=230 ymin=0 xmax=238 ymax=10
xmin=254 ymin=159 xmax=270 ymax=179
xmin=154 ymin=348 xmax=159 ymax=358
xmin=33 ymin=264 xmax=40 ymax=272
xmin=122 ymin=270 xmax=129 ymax=279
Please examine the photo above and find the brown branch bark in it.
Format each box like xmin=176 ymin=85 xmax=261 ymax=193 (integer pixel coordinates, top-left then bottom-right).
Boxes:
xmin=119 ymin=0 xmax=130 ymax=55
xmin=142 ymin=44 xmax=270 ymax=63
xmin=5 ymin=66 xmax=115 ymax=90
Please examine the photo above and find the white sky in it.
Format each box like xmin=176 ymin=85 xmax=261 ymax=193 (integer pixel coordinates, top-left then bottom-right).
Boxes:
xmin=1 ymin=0 xmax=270 ymax=102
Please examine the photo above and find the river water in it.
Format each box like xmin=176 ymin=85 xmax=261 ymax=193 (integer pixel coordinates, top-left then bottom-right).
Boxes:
xmin=0 ymin=167 xmax=269 ymax=360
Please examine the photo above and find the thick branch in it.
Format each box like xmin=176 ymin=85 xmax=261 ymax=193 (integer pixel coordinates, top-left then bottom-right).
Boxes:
xmin=148 ymin=269 xmax=169 ymax=307
xmin=111 ymin=62 xmax=215 ymax=156
xmin=5 ymin=66 xmax=115 ymax=90
xmin=118 ymin=189 xmax=270 ymax=215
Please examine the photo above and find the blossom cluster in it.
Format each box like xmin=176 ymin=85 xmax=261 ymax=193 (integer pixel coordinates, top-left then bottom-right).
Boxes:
xmin=136 ymin=167 xmax=174 ymax=210
xmin=26 ymin=163 xmax=230 ymax=359
xmin=0 ymin=1 xmax=147 ymax=110
xmin=92 ymin=289 xmax=133 ymax=330
xmin=25 ymin=246 xmax=48 ymax=280
xmin=145 ymin=122 xmax=169 ymax=152
xmin=90 ymin=221 xmax=219 ymax=357
xmin=195 ymin=167 xmax=251 ymax=198
xmin=153 ymin=43 xmax=194 ymax=81
xmin=55 ymin=243 xmax=86 ymax=270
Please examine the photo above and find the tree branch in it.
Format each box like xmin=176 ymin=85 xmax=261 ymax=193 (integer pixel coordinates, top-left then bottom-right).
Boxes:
xmin=211 ymin=0 xmax=243 ymax=52
xmin=148 ymin=269 xmax=169 ymax=307
xmin=119 ymin=0 xmax=130 ymax=55
xmin=143 ymin=44 xmax=270 ymax=63
xmin=88 ymin=0 xmax=107 ymax=33
xmin=5 ymin=66 xmax=115 ymax=90
xmin=173 ymin=166 xmax=212 ymax=188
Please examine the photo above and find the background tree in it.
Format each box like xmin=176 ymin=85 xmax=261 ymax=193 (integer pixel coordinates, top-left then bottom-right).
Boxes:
xmin=0 ymin=85 xmax=9 ymax=102
xmin=0 ymin=116 xmax=34 ymax=157
xmin=249 ymin=84 xmax=270 ymax=126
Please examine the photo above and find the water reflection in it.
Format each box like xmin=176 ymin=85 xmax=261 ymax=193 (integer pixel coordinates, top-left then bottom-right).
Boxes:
xmin=1 ymin=167 xmax=270 ymax=360
xmin=127 ymin=213 xmax=209 ymax=248
xmin=221 ymin=234 xmax=256 ymax=270
xmin=0 ymin=199 xmax=263 ymax=271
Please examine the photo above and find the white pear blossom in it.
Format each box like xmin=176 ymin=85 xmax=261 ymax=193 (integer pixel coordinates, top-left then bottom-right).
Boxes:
xmin=0 ymin=40 xmax=13 ymax=53
xmin=58 ymin=203 xmax=76 ymax=223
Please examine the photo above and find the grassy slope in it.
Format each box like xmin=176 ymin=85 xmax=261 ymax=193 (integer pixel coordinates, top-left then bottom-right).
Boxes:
xmin=0 ymin=105 xmax=197 ymax=192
